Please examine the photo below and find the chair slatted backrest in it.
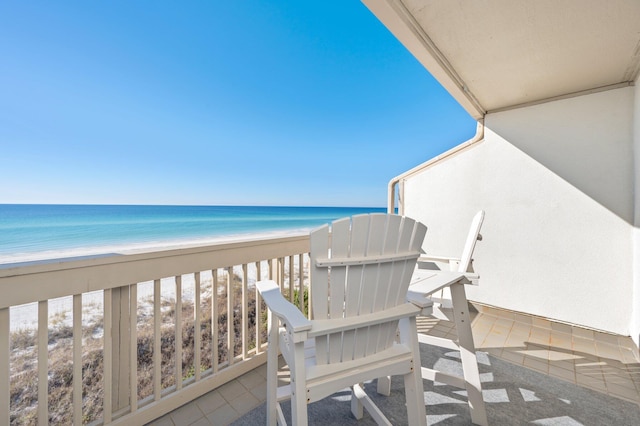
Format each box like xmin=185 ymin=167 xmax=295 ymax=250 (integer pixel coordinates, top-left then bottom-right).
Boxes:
xmin=457 ymin=211 xmax=485 ymax=273
xmin=310 ymin=214 xmax=427 ymax=366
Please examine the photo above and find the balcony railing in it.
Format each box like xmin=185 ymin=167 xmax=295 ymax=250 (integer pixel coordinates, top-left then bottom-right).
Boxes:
xmin=0 ymin=234 xmax=311 ymax=425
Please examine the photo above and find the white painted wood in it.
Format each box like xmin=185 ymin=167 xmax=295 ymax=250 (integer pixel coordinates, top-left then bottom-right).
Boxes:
xmin=329 ymin=217 xmax=350 ymax=364
xmin=0 ymin=234 xmax=310 ymax=310
xmin=275 ymin=404 xmax=286 ymax=426
xmin=104 ymin=289 xmax=113 ymax=423
xmin=276 ymin=258 xmax=284 ymax=293
xmin=417 ymin=333 xmax=460 ymax=351
xmin=307 ymin=304 xmax=419 ymax=338
xmin=175 ymin=276 xmax=183 ymax=390
xmin=242 ymin=264 xmax=248 ymax=359
xmin=0 ymin=308 xmax=9 ymax=426
xmin=129 ymin=284 xmax=138 ymax=413
xmin=297 ymin=254 xmax=304 ymax=313
xmin=226 ymin=267 xmax=234 ymax=366
xmin=255 ymin=262 xmax=262 ymax=352
xmin=408 ymin=271 xmax=472 ymax=297
xmin=110 ymin=286 xmax=131 ymax=412
xmin=73 ymin=294 xmax=83 ymax=425
xmin=351 ymin=385 xmax=364 ymax=420
xmin=258 ymin=214 xmax=427 ymax=426
xmin=212 ymin=269 xmax=219 ymax=374
xmin=451 ymin=283 xmax=487 ymax=426
xmin=37 ymin=300 xmax=48 ymax=426
xmin=257 ymin=281 xmax=311 ymax=336
xmin=315 ymin=252 xmax=420 ymax=267
xmin=265 ymin=309 xmax=278 ymax=426
xmin=352 ymin=383 xmax=391 ymax=426
xmin=194 ymin=272 xmax=201 ymax=382
xmin=289 ymin=255 xmax=294 ymax=304
xmin=291 ymin=339 xmax=307 ymax=426
xmin=309 ymin=225 xmax=329 ymax=364
xmin=153 ymin=279 xmax=161 ymax=401
xmin=421 ymin=367 xmax=466 ymax=389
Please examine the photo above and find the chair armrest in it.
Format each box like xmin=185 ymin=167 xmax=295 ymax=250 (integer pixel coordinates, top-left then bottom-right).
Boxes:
xmin=405 ymin=292 xmax=434 ymax=315
xmin=419 ymin=255 xmax=460 ymax=264
xmin=256 ymin=280 xmax=312 ymax=334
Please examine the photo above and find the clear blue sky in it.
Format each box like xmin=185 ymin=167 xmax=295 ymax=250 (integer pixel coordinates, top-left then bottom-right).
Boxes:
xmin=0 ymin=1 xmax=475 ymax=207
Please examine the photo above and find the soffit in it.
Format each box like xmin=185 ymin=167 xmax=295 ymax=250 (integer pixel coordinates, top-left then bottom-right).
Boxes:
xmin=365 ymin=0 xmax=640 ymax=118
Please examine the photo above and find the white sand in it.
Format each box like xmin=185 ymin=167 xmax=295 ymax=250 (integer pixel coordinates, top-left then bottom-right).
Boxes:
xmin=0 ymin=228 xmax=311 ymax=266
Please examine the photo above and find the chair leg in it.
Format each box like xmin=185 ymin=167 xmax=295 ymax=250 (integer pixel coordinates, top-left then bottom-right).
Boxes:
xmin=266 ymin=310 xmax=279 ymax=426
xmin=290 ymin=340 xmax=308 ymax=426
xmin=399 ymin=317 xmax=427 ymax=426
xmin=450 ymin=284 xmax=488 ymax=426
xmin=376 ymin=376 xmax=391 ymax=396
xmin=351 ymin=385 xmax=364 ymax=419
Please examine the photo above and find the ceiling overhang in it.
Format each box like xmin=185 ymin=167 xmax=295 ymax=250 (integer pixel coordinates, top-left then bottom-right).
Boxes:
xmin=363 ymin=0 xmax=640 ymax=121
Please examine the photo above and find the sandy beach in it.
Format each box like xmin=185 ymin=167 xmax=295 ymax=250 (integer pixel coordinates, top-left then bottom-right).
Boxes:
xmin=7 ymin=237 xmax=310 ymax=332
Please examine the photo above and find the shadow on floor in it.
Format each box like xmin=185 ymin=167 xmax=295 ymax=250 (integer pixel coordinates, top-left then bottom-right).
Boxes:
xmin=233 ymin=344 xmax=640 ymax=425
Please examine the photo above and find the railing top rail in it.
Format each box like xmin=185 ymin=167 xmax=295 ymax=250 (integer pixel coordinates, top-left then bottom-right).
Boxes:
xmin=0 ymin=233 xmax=310 ymax=309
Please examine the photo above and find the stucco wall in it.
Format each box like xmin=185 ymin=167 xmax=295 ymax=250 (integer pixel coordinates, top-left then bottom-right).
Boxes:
xmin=403 ymin=87 xmax=635 ymax=335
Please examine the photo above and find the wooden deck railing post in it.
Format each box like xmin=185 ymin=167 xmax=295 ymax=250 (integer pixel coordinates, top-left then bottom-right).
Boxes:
xmin=110 ymin=286 xmax=132 ymax=413
xmin=0 ymin=308 xmax=9 ymax=426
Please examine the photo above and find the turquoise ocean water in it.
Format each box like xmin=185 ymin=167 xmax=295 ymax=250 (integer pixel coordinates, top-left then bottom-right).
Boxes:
xmin=0 ymin=204 xmax=386 ymax=264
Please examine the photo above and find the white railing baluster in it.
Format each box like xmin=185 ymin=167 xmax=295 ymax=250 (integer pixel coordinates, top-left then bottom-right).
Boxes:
xmin=268 ymin=259 xmax=272 ymax=281
xmin=255 ymin=262 xmax=262 ymax=352
xmin=212 ymin=269 xmax=218 ymax=373
xmin=103 ymin=289 xmax=113 ymax=424
xmin=242 ymin=264 xmax=248 ymax=359
xmin=278 ymin=257 xmax=285 ymax=293
xmin=194 ymin=272 xmax=201 ymax=382
xmin=72 ymin=294 xmax=82 ymax=425
xmin=153 ymin=279 xmax=161 ymax=400
xmin=287 ymin=255 xmax=292 ymax=303
xmin=298 ymin=254 xmax=304 ymax=313
xmin=226 ymin=266 xmax=234 ymax=366
xmin=175 ymin=276 xmax=182 ymax=390
xmin=129 ymin=284 xmax=138 ymax=413
xmin=0 ymin=307 xmax=9 ymax=426
xmin=37 ymin=300 xmax=48 ymax=426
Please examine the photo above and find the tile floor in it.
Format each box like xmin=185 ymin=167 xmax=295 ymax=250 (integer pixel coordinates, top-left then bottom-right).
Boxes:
xmin=147 ymin=303 xmax=640 ymax=425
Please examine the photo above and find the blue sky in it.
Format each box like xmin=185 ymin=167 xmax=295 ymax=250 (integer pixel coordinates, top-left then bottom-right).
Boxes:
xmin=0 ymin=1 xmax=475 ymax=207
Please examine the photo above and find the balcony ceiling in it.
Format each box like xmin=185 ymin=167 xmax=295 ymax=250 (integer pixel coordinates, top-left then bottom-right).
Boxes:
xmin=363 ymin=0 xmax=640 ymax=119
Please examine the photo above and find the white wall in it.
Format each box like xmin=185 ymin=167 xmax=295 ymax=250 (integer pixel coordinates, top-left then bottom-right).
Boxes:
xmin=403 ymin=87 xmax=635 ymax=335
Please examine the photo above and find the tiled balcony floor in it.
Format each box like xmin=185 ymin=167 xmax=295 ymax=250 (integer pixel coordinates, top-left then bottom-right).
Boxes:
xmin=147 ymin=304 xmax=640 ymax=425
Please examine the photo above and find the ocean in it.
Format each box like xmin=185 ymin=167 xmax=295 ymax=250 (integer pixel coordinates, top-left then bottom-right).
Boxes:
xmin=0 ymin=204 xmax=386 ymax=264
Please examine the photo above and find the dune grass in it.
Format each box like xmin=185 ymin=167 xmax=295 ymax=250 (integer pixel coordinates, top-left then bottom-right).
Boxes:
xmin=8 ymin=274 xmax=269 ymax=425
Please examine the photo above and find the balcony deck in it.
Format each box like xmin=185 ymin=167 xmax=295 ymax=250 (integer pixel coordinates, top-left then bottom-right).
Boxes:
xmin=3 ymin=236 xmax=639 ymax=425
xmin=148 ymin=304 xmax=640 ymax=425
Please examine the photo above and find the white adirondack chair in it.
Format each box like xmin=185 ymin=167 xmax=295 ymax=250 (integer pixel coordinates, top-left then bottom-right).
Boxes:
xmin=411 ymin=210 xmax=488 ymax=426
xmin=257 ymin=214 xmax=428 ymax=426
xmin=418 ymin=210 xmax=485 ymax=308
xmin=418 ymin=210 xmax=484 ymax=280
